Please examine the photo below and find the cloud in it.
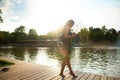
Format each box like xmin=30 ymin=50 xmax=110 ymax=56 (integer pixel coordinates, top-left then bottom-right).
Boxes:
xmin=0 ymin=0 xmax=120 ymax=34
xmin=0 ymin=0 xmax=26 ymax=22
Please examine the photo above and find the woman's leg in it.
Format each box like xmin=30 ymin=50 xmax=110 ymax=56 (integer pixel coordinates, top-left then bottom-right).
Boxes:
xmin=66 ymin=55 xmax=76 ymax=77
xmin=59 ymin=55 xmax=67 ymax=77
xmin=60 ymin=57 xmax=66 ymax=76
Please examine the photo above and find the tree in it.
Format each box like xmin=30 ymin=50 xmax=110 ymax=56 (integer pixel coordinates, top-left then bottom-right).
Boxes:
xmin=39 ymin=35 xmax=47 ymax=40
xmin=10 ymin=26 xmax=27 ymax=43
xmin=106 ymin=28 xmax=118 ymax=42
xmin=88 ymin=27 xmax=105 ymax=42
xmin=15 ymin=26 xmax=25 ymax=33
xmin=0 ymin=9 xmax=3 ymax=23
xmin=28 ymin=29 xmax=39 ymax=39
xmin=0 ymin=31 xmax=9 ymax=44
xmin=78 ymin=27 xmax=89 ymax=43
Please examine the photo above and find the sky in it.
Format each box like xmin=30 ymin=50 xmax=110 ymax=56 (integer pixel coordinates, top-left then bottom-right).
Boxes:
xmin=0 ymin=0 xmax=120 ymax=35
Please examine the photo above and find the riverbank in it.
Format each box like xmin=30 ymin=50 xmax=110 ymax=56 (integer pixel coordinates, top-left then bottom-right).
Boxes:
xmin=0 ymin=43 xmax=117 ymax=47
xmin=78 ymin=41 xmax=120 ymax=47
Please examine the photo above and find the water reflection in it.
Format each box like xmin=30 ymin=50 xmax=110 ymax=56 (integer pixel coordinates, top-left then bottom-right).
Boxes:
xmin=71 ymin=47 xmax=120 ymax=77
xmin=0 ymin=47 xmax=120 ymax=77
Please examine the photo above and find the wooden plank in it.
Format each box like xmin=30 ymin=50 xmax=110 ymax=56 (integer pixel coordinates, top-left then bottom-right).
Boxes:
xmin=78 ymin=73 xmax=91 ymax=80
xmin=86 ymin=74 xmax=96 ymax=80
xmin=55 ymin=70 xmax=69 ymax=80
xmin=11 ymin=66 xmax=47 ymax=80
xmin=36 ymin=70 xmax=59 ymax=80
xmin=21 ymin=70 xmax=49 ymax=80
xmin=35 ymin=67 xmax=59 ymax=80
xmin=115 ymin=77 xmax=120 ymax=80
xmin=51 ymin=70 xmax=69 ymax=80
xmin=77 ymin=72 xmax=86 ymax=80
xmin=0 ymin=65 xmax=39 ymax=80
xmin=65 ymin=71 xmax=80 ymax=80
xmin=93 ymin=75 xmax=101 ymax=80
xmin=108 ymin=77 xmax=115 ymax=80
xmin=101 ymin=75 xmax=108 ymax=80
xmin=43 ymin=72 xmax=59 ymax=80
xmin=21 ymin=67 xmax=56 ymax=80
xmin=49 ymin=74 xmax=61 ymax=80
xmin=1 ymin=57 xmax=120 ymax=80
xmin=0 ymin=62 xmax=36 ymax=75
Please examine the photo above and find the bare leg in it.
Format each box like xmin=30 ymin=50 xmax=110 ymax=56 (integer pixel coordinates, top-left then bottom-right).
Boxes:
xmin=66 ymin=55 xmax=77 ymax=78
xmin=59 ymin=56 xmax=67 ymax=77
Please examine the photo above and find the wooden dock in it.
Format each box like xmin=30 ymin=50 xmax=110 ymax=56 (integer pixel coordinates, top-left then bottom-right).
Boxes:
xmin=0 ymin=57 xmax=120 ymax=80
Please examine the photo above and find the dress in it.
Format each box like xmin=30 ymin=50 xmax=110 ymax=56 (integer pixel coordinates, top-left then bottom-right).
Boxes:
xmin=62 ymin=30 xmax=72 ymax=54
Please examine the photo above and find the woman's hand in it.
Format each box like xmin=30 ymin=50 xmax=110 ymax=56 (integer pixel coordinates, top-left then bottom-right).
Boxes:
xmin=71 ymin=33 xmax=76 ymax=38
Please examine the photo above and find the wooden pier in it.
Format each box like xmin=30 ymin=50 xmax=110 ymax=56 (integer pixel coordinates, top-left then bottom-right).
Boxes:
xmin=0 ymin=57 xmax=120 ymax=80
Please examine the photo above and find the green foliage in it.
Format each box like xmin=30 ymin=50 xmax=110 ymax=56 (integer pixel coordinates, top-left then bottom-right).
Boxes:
xmin=15 ymin=26 xmax=25 ymax=33
xmin=0 ymin=16 xmax=3 ymax=23
xmin=28 ymin=29 xmax=39 ymax=40
xmin=0 ymin=9 xmax=3 ymax=23
xmin=0 ymin=60 xmax=14 ymax=67
xmin=0 ymin=31 xmax=9 ymax=44
xmin=10 ymin=32 xmax=27 ymax=43
xmin=39 ymin=35 xmax=47 ymax=40
xmin=78 ymin=27 xmax=89 ymax=43
xmin=106 ymin=28 xmax=118 ymax=42
xmin=86 ymin=26 xmax=118 ymax=43
xmin=89 ymin=28 xmax=104 ymax=42
xmin=0 ymin=24 xmax=119 ymax=45
xmin=9 ymin=26 xmax=28 ymax=43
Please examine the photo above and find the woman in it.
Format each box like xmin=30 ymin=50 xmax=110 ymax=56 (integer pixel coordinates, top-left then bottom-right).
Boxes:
xmin=59 ymin=19 xmax=77 ymax=78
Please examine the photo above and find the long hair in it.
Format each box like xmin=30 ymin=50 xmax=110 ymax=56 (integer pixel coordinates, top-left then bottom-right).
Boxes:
xmin=64 ymin=19 xmax=74 ymax=27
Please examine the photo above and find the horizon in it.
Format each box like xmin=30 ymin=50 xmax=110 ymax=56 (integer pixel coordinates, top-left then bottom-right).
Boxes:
xmin=0 ymin=0 xmax=120 ymax=35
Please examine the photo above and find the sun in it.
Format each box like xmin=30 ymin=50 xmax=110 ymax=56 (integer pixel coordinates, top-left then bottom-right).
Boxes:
xmin=25 ymin=0 xmax=65 ymax=35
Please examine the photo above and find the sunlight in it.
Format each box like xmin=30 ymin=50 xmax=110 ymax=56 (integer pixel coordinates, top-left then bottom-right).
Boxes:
xmin=35 ymin=52 xmax=50 ymax=65
xmin=26 ymin=0 xmax=64 ymax=34
xmin=35 ymin=52 xmax=58 ymax=67
xmin=0 ymin=0 xmax=120 ymax=34
xmin=26 ymin=0 xmax=79 ymax=34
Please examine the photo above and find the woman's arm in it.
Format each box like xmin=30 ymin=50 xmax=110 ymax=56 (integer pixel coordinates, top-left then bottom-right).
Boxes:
xmin=64 ymin=26 xmax=74 ymax=39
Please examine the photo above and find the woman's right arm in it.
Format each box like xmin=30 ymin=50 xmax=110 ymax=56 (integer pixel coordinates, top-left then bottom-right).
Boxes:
xmin=64 ymin=27 xmax=74 ymax=39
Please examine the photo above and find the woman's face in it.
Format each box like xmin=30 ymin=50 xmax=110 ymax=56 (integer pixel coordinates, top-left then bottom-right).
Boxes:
xmin=69 ymin=23 xmax=74 ymax=28
xmin=66 ymin=20 xmax=74 ymax=28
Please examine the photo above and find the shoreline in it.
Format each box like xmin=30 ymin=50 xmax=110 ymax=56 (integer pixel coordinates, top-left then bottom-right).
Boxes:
xmin=0 ymin=43 xmax=120 ymax=47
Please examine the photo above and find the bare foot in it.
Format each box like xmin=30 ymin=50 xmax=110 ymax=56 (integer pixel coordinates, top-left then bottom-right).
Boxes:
xmin=70 ymin=72 xmax=77 ymax=78
xmin=59 ymin=73 xmax=65 ymax=78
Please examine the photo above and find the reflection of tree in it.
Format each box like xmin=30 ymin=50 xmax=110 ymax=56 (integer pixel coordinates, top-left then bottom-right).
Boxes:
xmin=27 ymin=47 xmax=38 ymax=61
xmin=0 ymin=48 xmax=11 ymax=56
xmin=0 ymin=47 xmax=27 ymax=60
xmin=10 ymin=47 xmax=27 ymax=60
xmin=0 ymin=47 xmax=39 ymax=62
xmin=80 ymin=47 xmax=118 ymax=74
xmin=46 ymin=47 xmax=63 ymax=61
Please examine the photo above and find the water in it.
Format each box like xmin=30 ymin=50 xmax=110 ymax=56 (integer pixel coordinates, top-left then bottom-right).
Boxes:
xmin=0 ymin=46 xmax=120 ymax=77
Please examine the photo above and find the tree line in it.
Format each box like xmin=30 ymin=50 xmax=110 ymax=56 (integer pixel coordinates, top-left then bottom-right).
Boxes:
xmin=0 ymin=25 xmax=119 ymax=45
xmin=77 ymin=26 xmax=119 ymax=44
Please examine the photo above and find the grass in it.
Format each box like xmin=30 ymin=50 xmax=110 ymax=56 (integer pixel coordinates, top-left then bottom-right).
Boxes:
xmin=0 ymin=59 xmax=14 ymax=67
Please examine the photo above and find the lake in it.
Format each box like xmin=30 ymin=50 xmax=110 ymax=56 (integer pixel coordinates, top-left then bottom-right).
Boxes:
xmin=0 ymin=46 xmax=120 ymax=77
